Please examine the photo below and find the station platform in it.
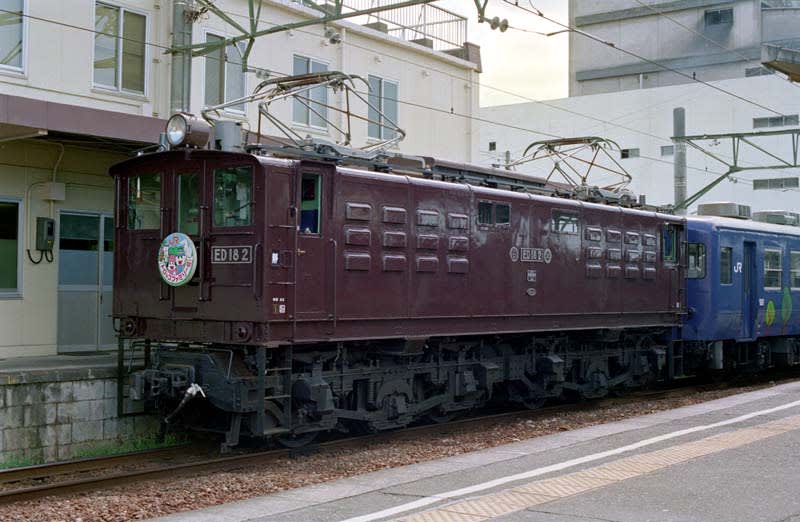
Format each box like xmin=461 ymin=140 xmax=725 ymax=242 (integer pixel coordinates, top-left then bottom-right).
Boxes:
xmin=155 ymin=379 xmax=800 ymax=522
xmin=0 ymin=353 xmax=117 ymax=384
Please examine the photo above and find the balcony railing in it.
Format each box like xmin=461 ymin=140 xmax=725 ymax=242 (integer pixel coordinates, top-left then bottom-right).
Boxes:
xmin=337 ymin=0 xmax=468 ymax=51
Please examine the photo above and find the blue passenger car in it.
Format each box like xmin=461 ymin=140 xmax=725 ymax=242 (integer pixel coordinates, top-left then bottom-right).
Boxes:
xmin=682 ymin=215 xmax=800 ymax=370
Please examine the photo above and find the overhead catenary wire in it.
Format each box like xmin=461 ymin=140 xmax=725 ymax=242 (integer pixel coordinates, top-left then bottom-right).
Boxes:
xmin=507 ymin=0 xmax=787 ymax=117
xmin=631 ymin=0 xmax=800 ymax=90
xmin=0 ymin=6 xmax=752 ymax=186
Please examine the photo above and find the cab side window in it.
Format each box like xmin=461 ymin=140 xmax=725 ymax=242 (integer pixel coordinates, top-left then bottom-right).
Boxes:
xmin=300 ymin=173 xmax=321 ymax=234
xmin=687 ymin=243 xmax=706 ymax=279
xmin=128 ymin=173 xmax=161 ymax=230
xmin=662 ymin=225 xmax=678 ymax=262
xmin=720 ymin=247 xmax=732 ymax=284
xmin=214 ymin=166 xmax=252 ymax=227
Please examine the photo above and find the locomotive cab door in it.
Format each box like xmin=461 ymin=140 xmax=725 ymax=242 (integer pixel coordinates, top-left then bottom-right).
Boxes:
xmin=294 ymin=162 xmax=334 ymax=322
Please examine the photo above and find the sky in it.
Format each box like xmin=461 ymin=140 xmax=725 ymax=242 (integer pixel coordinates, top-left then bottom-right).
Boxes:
xmin=436 ymin=0 xmax=570 ymax=106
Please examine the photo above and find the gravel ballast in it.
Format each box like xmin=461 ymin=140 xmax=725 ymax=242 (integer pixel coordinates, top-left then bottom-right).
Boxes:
xmin=0 ymin=381 xmax=786 ymax=522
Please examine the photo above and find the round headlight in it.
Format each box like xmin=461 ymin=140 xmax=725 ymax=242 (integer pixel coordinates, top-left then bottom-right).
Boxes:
xmin=166 ymin=114 xmax=188 ymax=146
xmin=164 ymin=113 xmax=211 ymax=149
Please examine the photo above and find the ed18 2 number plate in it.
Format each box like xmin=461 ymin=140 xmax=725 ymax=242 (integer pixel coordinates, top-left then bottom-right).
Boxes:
xmin=211 ymin=245 xmax=253 ymax=264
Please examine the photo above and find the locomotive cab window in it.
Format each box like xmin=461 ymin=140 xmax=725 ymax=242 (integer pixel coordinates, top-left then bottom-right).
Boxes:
xmin=477 ymin=201 xmax=492 ymax=225
xmin=720 ymin=247 xmax=733 ymax=284
xmin=764 ymin=249 xmax=783 ymax=290
xmin=662 ymin=225 xmax=678 ymax=262
xmin=495 ymin=203 xmax=510 ymax=225
xmin=214 ymin=166 xmax=252 ymax=227
xmin=177 ymin=173 xmax=200 ymax=235
xmin=552 ymin=211 xmax=579 ymax=235
xmin=687 ymin=243 xmax=706 ymax=279
xmin=300 ymin=173 xmax=321 ymax=234
xmin=128 ymin=173 xmax=161 ymax=230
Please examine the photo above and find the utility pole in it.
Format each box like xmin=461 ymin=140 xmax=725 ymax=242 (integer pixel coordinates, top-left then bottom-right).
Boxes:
xmin=673 ymin=107 xmax=687 ymax=215
xmin=171 ymin=0 xmax=193 ymax=114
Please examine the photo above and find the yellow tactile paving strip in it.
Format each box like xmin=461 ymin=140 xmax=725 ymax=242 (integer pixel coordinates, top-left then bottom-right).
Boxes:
xmin=397 ymin=414 xmax=800 ymax=522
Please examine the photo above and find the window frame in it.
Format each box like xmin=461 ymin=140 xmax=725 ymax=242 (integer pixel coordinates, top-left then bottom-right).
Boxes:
xmin=704 ymin=7 xmax=733 ymax=28
xmin=620 ymin=148 xmax=640 ymax=159
xmin=212 ymin=165 xmax=254 ymax=229
xmin=0 ymin=0 xmax=26 ymax=75
xmin=92 ymin=1 xmax=149 ymax=96
xmin=367 ymin=74 xmax=399 ymax=140
xmin=687 ymin=242 xmax=706 ymax=279
xmin=292 ymin=54 xmax=330 ymax=129
xmin=127 ymin=172 xmax=162 ymax=231
xmin=662 ymin=224 xmax=679 ymax=263
xmin=720 ymin=246 xmax=733 ymax=285
xmin=763 ymin=248 xmax=783 ymax=291
xmin=299 ymin=172 xmax=322 ymax=235
xmin=551 ymin=210 xmax=580 ymax=235
xmin=791 ymin=251 xmax=800 ymax=291
xmin=204 ymin=30 xmax=246 ymax=115
xmin=0 ymin=196 xmax=23 ymax=299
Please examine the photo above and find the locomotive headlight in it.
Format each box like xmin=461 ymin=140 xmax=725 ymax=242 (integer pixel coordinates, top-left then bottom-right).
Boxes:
xmin=165 ymin=113 xmax=211 ymax=148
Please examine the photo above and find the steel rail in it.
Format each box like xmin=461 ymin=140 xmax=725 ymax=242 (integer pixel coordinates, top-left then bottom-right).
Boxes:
xmin=0 ymin=378 xmax=776 ymax=506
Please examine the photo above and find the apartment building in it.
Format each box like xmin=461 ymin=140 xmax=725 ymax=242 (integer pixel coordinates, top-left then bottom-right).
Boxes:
xmin=0 ymin=0 xmax=481 ymax=358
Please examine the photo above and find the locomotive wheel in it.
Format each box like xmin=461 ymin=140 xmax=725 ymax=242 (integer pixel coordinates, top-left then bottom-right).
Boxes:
xmin=277 ymin=431 xmax=318 ymax=449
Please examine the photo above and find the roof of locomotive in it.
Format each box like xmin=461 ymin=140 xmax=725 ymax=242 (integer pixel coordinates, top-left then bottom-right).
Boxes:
xmin=687 ymin=215 xmax=800 ymax=237
xmin=109 ymin=148 xmax=680 ymax=223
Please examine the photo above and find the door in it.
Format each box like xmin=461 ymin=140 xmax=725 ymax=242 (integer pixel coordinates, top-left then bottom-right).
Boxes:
xmin=57 ymin=212 xmax=115 ymax=352
xmin=742 ymin=241 xmax=756 ymax=340
xmin=295 ymin=166 xmax=333 ymax=320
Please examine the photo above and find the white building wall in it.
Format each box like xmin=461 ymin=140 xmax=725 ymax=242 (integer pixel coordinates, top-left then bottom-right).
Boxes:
xmin=0 ymin=0 xmax=479 ymax=161
xmin=0 ymin=0 xmax=479 ymax=358
xmin=481 ymin=75 xmax=800 ymax=213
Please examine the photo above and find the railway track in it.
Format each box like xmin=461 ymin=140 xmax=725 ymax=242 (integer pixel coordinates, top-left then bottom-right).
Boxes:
xmin=0 ymin=378 xmax=777 ymax=506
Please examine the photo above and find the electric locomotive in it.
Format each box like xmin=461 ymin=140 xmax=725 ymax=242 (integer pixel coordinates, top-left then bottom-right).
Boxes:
xmin=114 ymin=112 xmax=685 ymax=448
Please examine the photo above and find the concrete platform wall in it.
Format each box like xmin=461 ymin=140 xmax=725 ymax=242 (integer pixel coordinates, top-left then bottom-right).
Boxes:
xmin=0 ymin=364 xmax=159 ymax=464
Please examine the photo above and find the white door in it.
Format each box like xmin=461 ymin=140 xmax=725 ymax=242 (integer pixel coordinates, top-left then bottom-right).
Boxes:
xmin=57 ymin=212 xmax=115 ymax=353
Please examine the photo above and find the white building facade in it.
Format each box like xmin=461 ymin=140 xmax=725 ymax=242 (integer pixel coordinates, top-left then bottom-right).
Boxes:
xmin=0 ymin=0 xmax=481 ymax=359
xmin=482 ymin=0 xmax=800 ymax=214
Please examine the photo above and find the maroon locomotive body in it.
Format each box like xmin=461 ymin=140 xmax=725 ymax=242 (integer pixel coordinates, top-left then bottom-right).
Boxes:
xmin=113 ymin=149 xmax=684 ymax=447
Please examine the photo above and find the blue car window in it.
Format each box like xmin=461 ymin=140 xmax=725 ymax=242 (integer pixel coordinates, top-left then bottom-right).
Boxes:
xmin=720 ymin=247 xmax=732 ymax=284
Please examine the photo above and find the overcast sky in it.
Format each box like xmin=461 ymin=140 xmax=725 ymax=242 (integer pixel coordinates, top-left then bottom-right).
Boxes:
xmin=437 ymin=0 xmax=569 ymax=106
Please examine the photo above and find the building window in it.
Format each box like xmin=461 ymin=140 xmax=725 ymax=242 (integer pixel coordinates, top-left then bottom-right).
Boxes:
xmin=753 ymin=115 xmax=799 ymax=129
xmin=0 ymin=198 xmax=21 ymax=296
xmin=660 ymin=145 xmax=674 ymax=156
xmin=753 ymin=177 xmax=799 ymax=191
xmin=687 ymin=243 xmax=706 ymax=279
xmin=704 ymin=8 xmax=733 ymax=27
xmin=368 ymin=75 xmax=398 ymax=140
xmin=0 ymin=0 xmax=23 ymax=72
xmin=488 ymin=141 xmax=497 ymax=152
xmin=720 ymin=247 xmax=732 ymax=285
xmin=292 ymin=55 xmax=328 ymax=128
xmin=791 ymin=252 xmax=800 ymax=290
xmin=205 ymin=34 xmax=245 ymax=112
xmin=620 ymin=148 xmax=639 ymax=159
xmin=764 ymin=249 xmax=783 ymax=289
xmin=94 ymin=2 xmax=146 ymax=94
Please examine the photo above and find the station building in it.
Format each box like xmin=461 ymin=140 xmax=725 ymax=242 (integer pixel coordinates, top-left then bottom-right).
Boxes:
xmin=0 ymin=0 xmax=481 ymax=360
xmin=481 ymin=0 xmax=800 ymax=213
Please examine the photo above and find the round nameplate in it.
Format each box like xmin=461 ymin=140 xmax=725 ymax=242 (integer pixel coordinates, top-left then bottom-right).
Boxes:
xmin=157 ymin=232 xmax=198 ymax=287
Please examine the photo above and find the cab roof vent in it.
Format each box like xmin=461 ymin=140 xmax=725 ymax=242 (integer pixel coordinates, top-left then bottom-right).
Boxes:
xmin=752 ymin=210 xmax=800 ymax=226
xmin=697 ymin=202 xmax=752 ymax=219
